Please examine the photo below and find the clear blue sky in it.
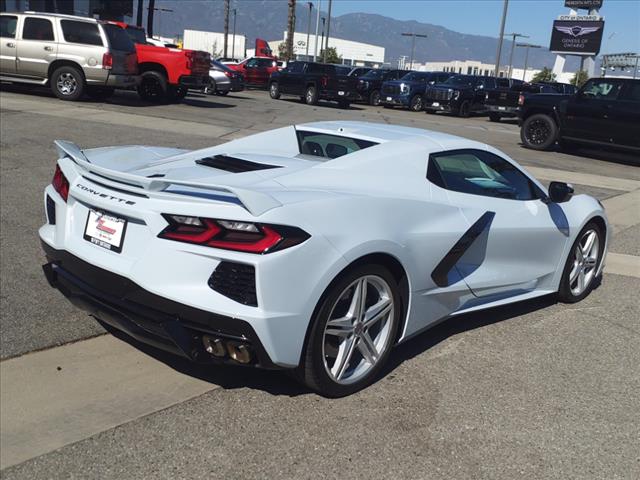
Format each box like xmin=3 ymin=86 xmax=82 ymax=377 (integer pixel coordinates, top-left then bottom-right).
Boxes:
xmin=327 ymin=0 xmax=639 ymax=54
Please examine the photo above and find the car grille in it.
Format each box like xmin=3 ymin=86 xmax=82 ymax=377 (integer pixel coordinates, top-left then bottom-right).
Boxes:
xmin=208 ymin=261 xmax=257 ymax=306
xmin=425 ymin=89 xmax=452 ymax=101
xmin=382 ymin=84 xmax=400 ymax=95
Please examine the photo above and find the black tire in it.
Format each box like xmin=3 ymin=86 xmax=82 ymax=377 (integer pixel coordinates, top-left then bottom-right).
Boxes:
xmin=50 ymin=65 xmax=85 ymax=101
xmin=269 ymin=81 xmax=280 ymax=99
xmin=337 ymin=100 xmax=350 ymax=109
xmin=137 ymin=70 xmax=168 ymax=103
xmin=557 ymin=221 xmax=605 ymax=303
xmin=457 ymin=100 xmax=471 ymax=118
xmin=369 ymin=90 xmax=381 ymax=106
xmin=520 ymin=113 xmax=558 ymax=150
xmin=489 ymin=112 xmax=501 ymax=122
xmin=215 ymin=90 xmax=229 ymax=96
xmin=409 ymin=94 xmax=423 ymax=112
xmin=86 ymin=87 xmax=114 ymax=100
xmin=299 ymin=264 xmax=402 ymax=397
xmin=305 ymin=85 xmax=318 ymax=105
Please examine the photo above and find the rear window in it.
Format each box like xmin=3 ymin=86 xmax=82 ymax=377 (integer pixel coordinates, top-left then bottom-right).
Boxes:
xmin=122 ymin=25 xmax=147 ymax=45
xmin=287 ymin=62 xmax=305 ymax=73
xmin=22 ymin=17 xmax=54 ymax=41
xmin=257 ymin=58 xmax=275 ymax=68
xmin=61 ymin=20 xmax=103 ymax=46
xmin=296 ymin=131 xmax=378 ymax=159
xmin=102 ymin=24 xmax=136 ymax=52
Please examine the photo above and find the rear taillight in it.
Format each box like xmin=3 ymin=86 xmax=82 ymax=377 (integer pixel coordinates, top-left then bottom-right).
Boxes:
xmin=185 ymin=51 xmax=194 ymax=70
xmin=102 ymin=52 xmax=112 ymax=70
xmin=224 ymin=71 xmax=233 ymax=78
xmin=158 ymin=215 xmax=309 ymax=254
xmin=321 ymin=75 xmax=328 ymax=88
xmin=52 ymin=165 xmax=69 ymax=202
xmin=518 ymin=94 xmax=525 ymax=106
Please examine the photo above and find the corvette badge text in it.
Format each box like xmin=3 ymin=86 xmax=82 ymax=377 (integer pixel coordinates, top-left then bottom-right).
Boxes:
xmin=76 ymin=183 xmax=136 ymax=205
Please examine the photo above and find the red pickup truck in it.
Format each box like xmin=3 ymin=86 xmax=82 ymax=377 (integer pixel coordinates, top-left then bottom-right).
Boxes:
xmin=110 ymin=22 xmax=210 ymax=102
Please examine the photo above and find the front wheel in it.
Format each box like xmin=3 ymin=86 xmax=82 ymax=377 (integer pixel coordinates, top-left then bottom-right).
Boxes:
xmin=369 ymin=90 xmax=381 ymax=106
xmin=269 ymin=81 xmax=280 ymax=99
xmin=305 ymin=85 xmax=318 ymax=105
xmin=520 ymin=113 xmax=558 ymax=150
xmin=457 ymin=100 xmax=471 ymax=118
xmin=557 ymin=222 xmax=604 ymax=303
xmin=409 ymin=94 xmax=423 ymax=112
xmin=299 ymin=264 xmax=401 ymax=397
xmin=51 ymin=65 xmax=85 ymax=101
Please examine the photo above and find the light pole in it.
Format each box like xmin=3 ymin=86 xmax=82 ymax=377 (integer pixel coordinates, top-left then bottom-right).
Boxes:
xmin=505 ymin=32 xmax=528 ymax=78
xmin=494 ymin=0 xmax=509 ymax=77
xmin=231 ymin=8 xmax=237 ymax=59
xmin=516 ymin=43 xmax=541 ymax=81
xmin=313 ymin=0 xmax=322 ymax=61
xmin=401 ymin=33 xmax=427 ymax=71
xmin=306 ymin=2 xmax=313 ymax=60
xmin=323 ymin=0 xmax=332 ymax=63
xmin=320 ymin=17 xmax=326 ymax=60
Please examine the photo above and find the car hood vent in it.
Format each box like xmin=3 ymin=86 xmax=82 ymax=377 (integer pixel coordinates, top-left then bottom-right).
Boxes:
xmin=196 ymin=155 xmax=282 ymax=173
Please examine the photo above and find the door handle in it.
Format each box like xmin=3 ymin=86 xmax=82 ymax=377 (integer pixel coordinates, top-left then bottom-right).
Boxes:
xmin=44 ymin=46 xmax=53 ymax=52
xmin=6 ymin=42 xmax=15 ymax=48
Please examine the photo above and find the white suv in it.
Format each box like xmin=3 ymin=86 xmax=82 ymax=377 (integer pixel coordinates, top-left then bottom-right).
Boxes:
xmin=0 ymin=12 xmax=139 ymax=100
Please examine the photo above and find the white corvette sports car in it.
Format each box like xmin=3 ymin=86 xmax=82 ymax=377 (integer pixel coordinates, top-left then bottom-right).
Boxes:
xmin=40 ymin=121 xmax=608 ymax=397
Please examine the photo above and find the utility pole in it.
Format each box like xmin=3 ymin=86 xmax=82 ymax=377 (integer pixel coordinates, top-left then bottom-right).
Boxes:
xmin=306 ymin=2 xmax=313 ymax=60
xmin=323 ymin=0 xmax=332 ymax=63
xmin=223 ymin=0 xmax=230 ymax=59
xmin=517 ymin=43 xmax=541 ymax=81
xmin=401 ymin=33 xmax=427 ymax=70
xmin=286 ymin=0 xmax=296 ymax=61
xmin=320 ymin=17 xmax=325 ymax=60
xmin=505 ymin=32 xmax=528 ymax=78
xmin=136 ymin=0 xmax=143 ymax=27
xmin=231 ymin=8 xmax=237 ymax=59
xmin=313 ymin=0 xmax=321 ymax=61
xmin=147 ymin=0 xmax=155 ymax=37
xmin=494 ymin=0 xmax=509 ymax=77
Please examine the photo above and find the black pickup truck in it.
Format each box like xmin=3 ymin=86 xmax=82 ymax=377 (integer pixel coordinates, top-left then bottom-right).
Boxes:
xmin=268 ymin=61 xmax=357 ymax=108
xmin=423 ymin=75 xmax=500 ymax=117
xmin=485 ymin=82 xmax=575 ymax=122
xmin=520 ymin=77 xmax=640 ymax=152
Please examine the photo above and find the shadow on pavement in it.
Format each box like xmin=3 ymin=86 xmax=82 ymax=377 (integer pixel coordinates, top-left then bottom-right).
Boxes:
xmin=99 ymin=290 xmax=571 ymax=398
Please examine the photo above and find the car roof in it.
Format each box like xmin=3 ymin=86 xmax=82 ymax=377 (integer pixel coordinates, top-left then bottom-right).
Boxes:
xmin=7 ymin=11 xmax=99 ymax=22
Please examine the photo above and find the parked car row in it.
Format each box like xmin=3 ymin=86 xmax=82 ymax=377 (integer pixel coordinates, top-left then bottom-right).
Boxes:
xmin=0 ymin=11 xmax=211 ymax=103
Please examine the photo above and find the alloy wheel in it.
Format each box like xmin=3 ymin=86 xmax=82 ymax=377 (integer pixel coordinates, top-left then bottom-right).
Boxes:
xmin=322 ymin=275 xmax=395 ymax=385
xmin=57 ymin=73 xmax=77 ymax=96
xmin=569 ymin=229 xmax=600 ymax=296
xmin=527 ymin=119 xmax=551 ymax=145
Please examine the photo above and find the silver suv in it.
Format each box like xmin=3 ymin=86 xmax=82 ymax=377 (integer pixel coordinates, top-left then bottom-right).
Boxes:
xmin=0 ymin=12 xmax=139 ymax=101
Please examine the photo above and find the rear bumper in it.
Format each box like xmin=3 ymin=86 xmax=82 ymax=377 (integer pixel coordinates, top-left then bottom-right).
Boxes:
xmin=179 ymin=75 xmax=209 ymax=88
xmin=105 ymin=73 xmax=140 ymax=88
xmin=486 ymin=105 xmax=519 ymax=116
xmin=41 ymin=242 xmax=281 ymax=370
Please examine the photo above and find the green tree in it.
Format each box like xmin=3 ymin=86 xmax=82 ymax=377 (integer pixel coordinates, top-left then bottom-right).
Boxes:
xmin=571 ymin=70 xmax=589 ymax=87
xmin=320 ymin=47 xmax=342 ymax=64
xmin=531 ymin=67 xmax=556 ymax=83
xmin=277 ymin=42 xmax=288 ymax=60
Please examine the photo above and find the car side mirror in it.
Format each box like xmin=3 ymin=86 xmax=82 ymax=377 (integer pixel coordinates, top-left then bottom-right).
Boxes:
xmin=548 ymin=181 xmax=574 ymax=203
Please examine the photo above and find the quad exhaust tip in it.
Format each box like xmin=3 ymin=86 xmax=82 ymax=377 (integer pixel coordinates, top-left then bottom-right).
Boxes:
xmin=202 ymin=335 xmax=253 ymax=364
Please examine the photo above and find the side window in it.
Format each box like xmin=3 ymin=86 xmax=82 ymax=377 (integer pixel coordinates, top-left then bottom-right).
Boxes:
xmin=581 ymin=80 xmax=623 ymax=100
xmin=258 ymin=58 xmax=274 ymax=68
xmin=1 ymin=16 xmax=18 ymax=38
xmin=287 ymin=62 xmax=304 ymax=74
xmin=61 ymin=20 xmax=103 ymax=46
xmin=22 ymin=17 xmax=54 ymax=41
xmin=621 ymin=83 xmax=640 ymax=102
xmin=427 ymin=149 xmax=538 ymax=201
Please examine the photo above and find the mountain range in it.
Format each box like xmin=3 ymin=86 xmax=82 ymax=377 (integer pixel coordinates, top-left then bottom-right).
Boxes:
xmin=143 ymin=1 xmax=576 ymax=69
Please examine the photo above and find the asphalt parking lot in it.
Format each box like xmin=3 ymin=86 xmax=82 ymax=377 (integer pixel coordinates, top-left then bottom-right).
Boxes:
xmin=1 ymin=85 xmax=639 ymax=479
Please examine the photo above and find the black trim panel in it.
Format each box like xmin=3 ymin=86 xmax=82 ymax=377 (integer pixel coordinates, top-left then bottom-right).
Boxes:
xmin=196 ymin=155 xmax=282 ymax=173
xmin=431 ymin=211 xmax=495 ymax=287
xmin=41 ymin=242 xmax=280 ymax=369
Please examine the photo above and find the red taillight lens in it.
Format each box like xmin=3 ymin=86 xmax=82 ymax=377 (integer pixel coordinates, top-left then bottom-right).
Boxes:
xmin=321 ymin=75 xmax=328 ymax=87
xmin=185 ymin=50 xmax=194 ymax=70
xmin=158 ymin=215 xmax=309 ymax=254
xmin=224 ymin=71 xmax=233 ymax=78
xmin=102 ymin=52 xmax=112 ymax=70
xmin=518 ymin=94 xmax=525 ymax=106
xmin=52 ymin=165 xmax=69 ymax=202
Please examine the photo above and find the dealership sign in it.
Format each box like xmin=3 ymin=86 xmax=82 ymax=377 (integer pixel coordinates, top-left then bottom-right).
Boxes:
xmin=564 ymin=0 xmax=603 ymax=9
xmin=550 ymin=20 xmax=605 ymax=55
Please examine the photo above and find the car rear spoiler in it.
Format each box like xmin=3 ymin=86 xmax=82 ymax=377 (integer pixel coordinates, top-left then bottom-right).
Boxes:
xmin=54 ymin=140 xmax=282 ymax=216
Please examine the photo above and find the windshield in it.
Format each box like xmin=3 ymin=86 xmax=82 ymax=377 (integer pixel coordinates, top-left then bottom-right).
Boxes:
xmin=444 ymin=75 xmax=475 ymax=86
xmin=124 ymin=26 xmax=147 ymax=45
xmin=102 ymin=24 xmax=136 ymax=52
xmin=401 ymin=72 xmax=428 ymax=82
xmin=361 ymin=69 xmax=384 ymax=79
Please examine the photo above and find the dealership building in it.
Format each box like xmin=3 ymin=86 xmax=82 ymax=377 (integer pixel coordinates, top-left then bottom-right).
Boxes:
xmin=267 ymin=32 xmax=384 ymax=67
